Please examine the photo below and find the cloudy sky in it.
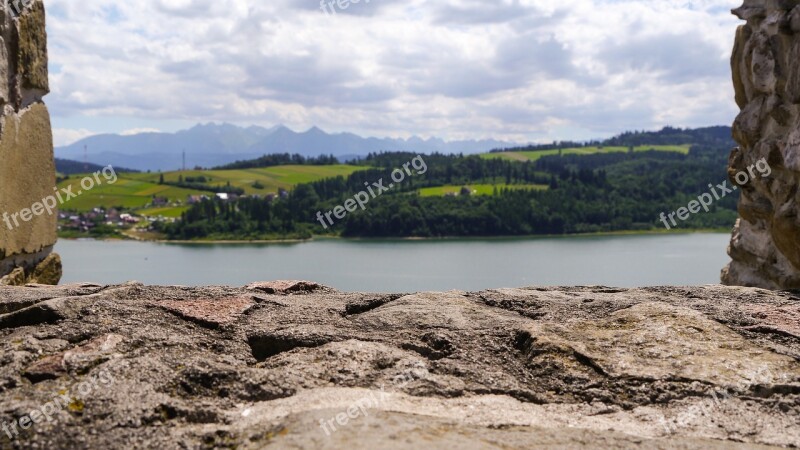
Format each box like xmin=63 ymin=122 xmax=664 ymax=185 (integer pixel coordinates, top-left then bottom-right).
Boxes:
xmin=44 ymin=0 xmax=742 ymax=147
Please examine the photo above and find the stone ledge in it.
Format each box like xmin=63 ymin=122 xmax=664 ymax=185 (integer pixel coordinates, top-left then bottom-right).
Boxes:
xmin=0 ymin=283 xmax=797 ymax=449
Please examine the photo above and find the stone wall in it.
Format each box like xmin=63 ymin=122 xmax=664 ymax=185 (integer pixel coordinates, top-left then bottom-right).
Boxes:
xmin=723 ymin=0 xmax=800 ymax=289
xmin=1 ymin=283 xmax=798 ymax=448
xmin=0 ymin=0 xmax=60 ymax=286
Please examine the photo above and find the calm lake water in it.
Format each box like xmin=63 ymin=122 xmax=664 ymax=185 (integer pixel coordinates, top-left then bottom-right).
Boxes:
xmin=54 ymin=233 xmax=731 ymax=292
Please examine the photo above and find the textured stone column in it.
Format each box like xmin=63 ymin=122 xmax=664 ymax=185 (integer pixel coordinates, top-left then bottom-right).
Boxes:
xmin=0 ymin=0 xmax=61 ymax=286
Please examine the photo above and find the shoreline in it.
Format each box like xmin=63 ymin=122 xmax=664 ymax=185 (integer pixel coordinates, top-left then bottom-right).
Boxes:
xmin=56 ymin=228 xmax=732 ymax=245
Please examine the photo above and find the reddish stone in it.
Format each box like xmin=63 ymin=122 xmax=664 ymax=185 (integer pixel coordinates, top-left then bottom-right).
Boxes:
xmin=158 ymin=297 xmax=254 ymax=328
xmin=24 ymin=334 xmax=125 ymax=382
xmin=743 ymin=304 xmax=800 ymax=338
xmin=23 ymin=354 xmax=66 ymax=382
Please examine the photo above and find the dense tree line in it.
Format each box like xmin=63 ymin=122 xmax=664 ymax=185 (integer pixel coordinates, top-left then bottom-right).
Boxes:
xmin=164 ymin=193 xmax=316 ymax=240
xmin=604 ymin=126 xmax=733 ymax=148
xmin=55 ymin=159 xmax=138 ymax=175
xmin=215 ymin=153 xmax=340 ymax=170
xmin=491 ymin=126 xmax=734 ymax=154
xmin=488 ymin=140 xmax=604 ymax=153
xmin=159 ymin=137 xmax=739 ymax=240
xmin=308 ymin=152 xmax=555 ymax=200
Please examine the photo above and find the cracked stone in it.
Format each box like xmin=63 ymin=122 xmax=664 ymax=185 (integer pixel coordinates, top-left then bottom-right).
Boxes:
xmin=157 ymin=297 xmax=255 ymax=328
xmin=521 ymin=302 xmax=800 ymax=387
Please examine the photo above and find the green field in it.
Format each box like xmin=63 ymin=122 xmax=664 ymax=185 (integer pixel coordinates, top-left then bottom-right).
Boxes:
xmin=57 ymin=165 xmax=366 ymax=214
xmin=55 ymin=177 xmax=202 ymax=211
xmin=480 ymin=145 xmax=691 ymax=162
xmin=137 ymin=206 xmax=191 ymax=218
xmin=418 ymin=184 xmax=548 ymax=197
xmin=126 ymin=165 xmax=364 ymax=196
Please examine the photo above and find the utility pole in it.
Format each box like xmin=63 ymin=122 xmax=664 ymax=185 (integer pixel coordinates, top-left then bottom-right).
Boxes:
xmin=182 ymin=149 xmax=186 ymax=172
xmin=84 ymin=145 xmax=88 ymax=172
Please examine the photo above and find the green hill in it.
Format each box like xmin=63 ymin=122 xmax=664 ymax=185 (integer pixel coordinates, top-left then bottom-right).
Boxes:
xmin=57 ymin=165 xmax=366 ymax=216
xmin=481 ymin=144 xmax=691 ymax=162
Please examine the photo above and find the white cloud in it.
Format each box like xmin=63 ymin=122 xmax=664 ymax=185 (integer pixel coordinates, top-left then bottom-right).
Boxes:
xmin=44 ymin=0 xmax=743 ymax=142
xmin=120 ymin=128 xmax=161 ymax=136
xmin=52 ymin=128 xmax=97 ymax=147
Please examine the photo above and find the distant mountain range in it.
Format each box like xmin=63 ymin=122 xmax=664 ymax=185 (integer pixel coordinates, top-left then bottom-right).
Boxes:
xmin=55 ymin=123 xmax=517 ymax=172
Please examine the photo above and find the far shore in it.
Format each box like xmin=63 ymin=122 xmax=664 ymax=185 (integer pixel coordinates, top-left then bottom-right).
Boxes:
xmin=56 ymin=228 xmax=732 ymax=245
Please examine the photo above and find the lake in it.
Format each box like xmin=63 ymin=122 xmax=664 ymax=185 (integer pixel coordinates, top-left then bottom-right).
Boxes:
xmin=54 ymin=233 xmax=732 ymax=292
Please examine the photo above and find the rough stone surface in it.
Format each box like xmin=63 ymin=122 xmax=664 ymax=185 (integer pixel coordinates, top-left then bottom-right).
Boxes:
xmin=0 ymin=266 xmax=23 ymax=286
xmin=0 ymin=0 xmax=59 ymax=284
xmin=17 ymin=1 xmax=48 ymax=93
xmin=725 ymin=0 xmax=800 ymax=288
xmin=27 ymin=252 xmax=61 ymax=285
xmin=0 ymin=252 xmax=61 ymax=286
xmin=0 ymin=283 xmax=798 ymax=449
xmin=158 ymin=296 xmax=255 ymax=329
xmin=246 ymin=280 xmax=331 ymax=295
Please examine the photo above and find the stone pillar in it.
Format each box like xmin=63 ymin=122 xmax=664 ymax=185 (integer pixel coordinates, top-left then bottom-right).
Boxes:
xmin=0 ymin=0 xmax=61 ymax=286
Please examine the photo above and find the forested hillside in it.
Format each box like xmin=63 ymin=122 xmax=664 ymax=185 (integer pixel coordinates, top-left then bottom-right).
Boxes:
xmin=158 ymin=127 xmax=739 ymax=240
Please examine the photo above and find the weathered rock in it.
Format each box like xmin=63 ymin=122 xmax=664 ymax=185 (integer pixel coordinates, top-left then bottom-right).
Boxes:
xmin=16 ymin=1 xmax=47 ymax=93
xmin=0 ymin=266 xmax=23 ymax=286
xmin=0 ymin=284 xmax=797 ymax=449
xmin=0 ymin=297 xmax=68 ymax=330
xmin=743 ymin=303 xmax=800 ymax=337
xmin=28 ymin=252 xmax=61 ymax=285
xmin=0 ymin=0 xmax=59 ymax=285
xmin=724 ymin=0 xmax=800 ymax=288
xmin=0 ymin=253 xmax=62 ymax=286
xmin=521 ymin=302 xmax=798 ymax=387
xmin=0 ymin=37 xmax=8 ymax=105
xmin=246 ymin=280 xmax=330 ymax=295
xmin=157 ymin=296 xmax=255 ymax=329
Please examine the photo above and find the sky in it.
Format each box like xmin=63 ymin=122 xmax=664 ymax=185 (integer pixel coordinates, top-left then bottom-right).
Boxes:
xmin=44 ymin=0 xmax=742 ymax=147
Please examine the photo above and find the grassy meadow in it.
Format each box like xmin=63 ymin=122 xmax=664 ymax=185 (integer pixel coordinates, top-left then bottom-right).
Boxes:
xmin=480 ymin=145 xmax=691 ymax=162
xmin=57 ymin=165 xmax=366 ymax=215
